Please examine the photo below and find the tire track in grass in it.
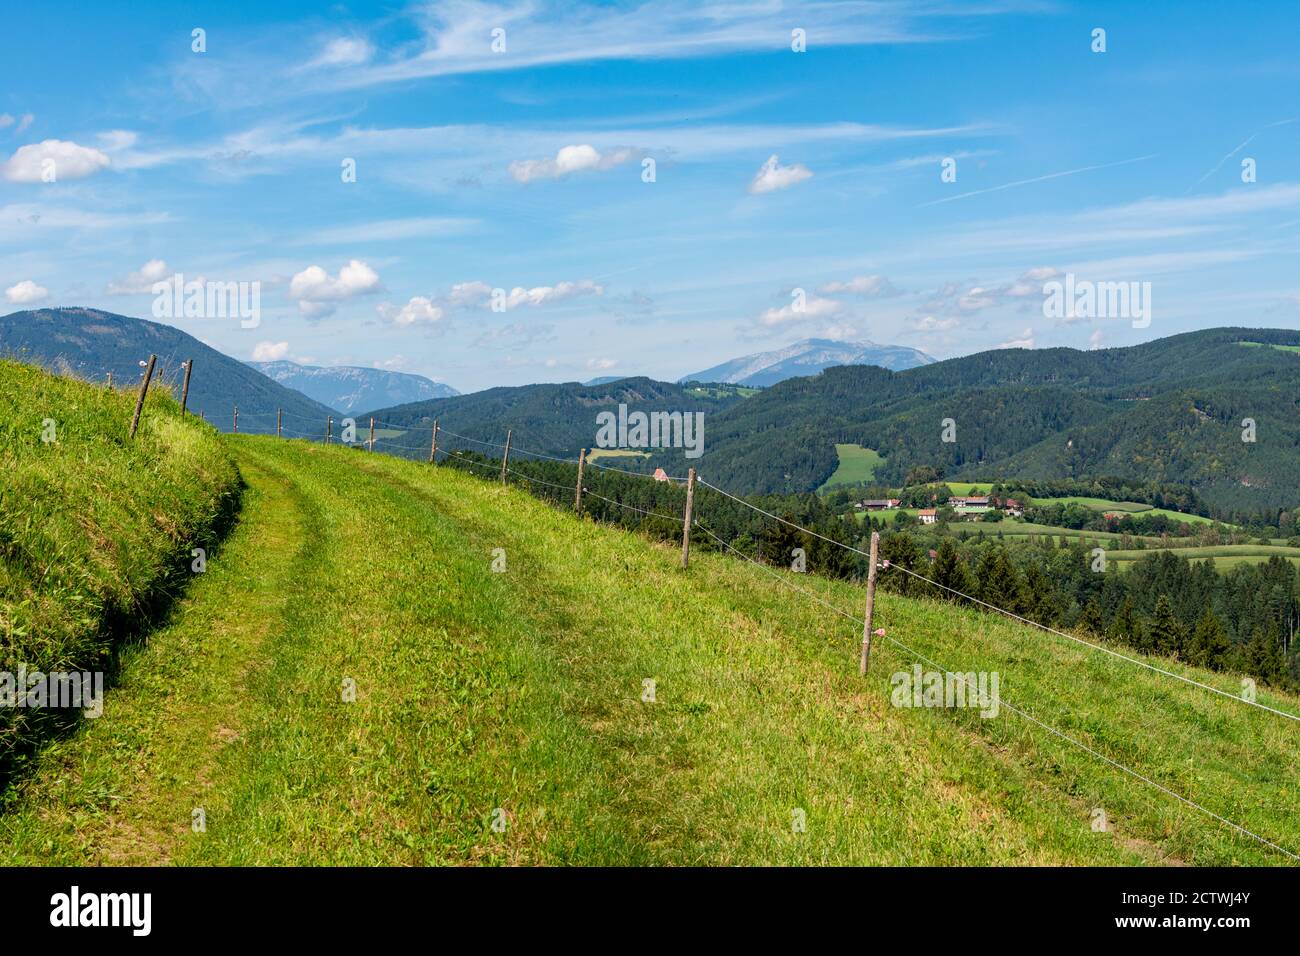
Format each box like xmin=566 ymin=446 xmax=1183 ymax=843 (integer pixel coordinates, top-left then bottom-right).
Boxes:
xmin=181 ymin=439 xmax=547 ymax=864
xmin=344 ymin=458 xmax=682 ymax=864
xmin=0 ymin=438 xmax=1224 ymax=864
xmin=0 ymin=457 xmax=310 ymax=865
xmin=351 ymin=454 xmax=1145 ymax=865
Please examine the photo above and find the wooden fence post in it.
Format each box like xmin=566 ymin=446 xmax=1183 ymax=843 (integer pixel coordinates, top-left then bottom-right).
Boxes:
xmin=500 ymin=428 xmax=512 ymax=484
xmin=128 ymin=354 xmax=156 ymax=439
xmin=574 ymin=448 xmax=587 ymax=513
xmin=233 ymin=406 xmax=239 ymax=433
xmin=859 ymin=531 xmax=881 ymax=675
xmin=681 ymin=467 xmax=697 ymax=569
xmin=180 ymin=359 xmax=193 ymax=415
xmin=326 ymin=416 xmax=332 ymax=443
xmin=277 ymin=408 xmax=282 ymax=437
xmin=106 ymin=372 xmax=112 ymax=390
xmin=429 ymin=419 xmax=439 ymax=463
xmin=368 ymin=417 xmax=375 ymax=451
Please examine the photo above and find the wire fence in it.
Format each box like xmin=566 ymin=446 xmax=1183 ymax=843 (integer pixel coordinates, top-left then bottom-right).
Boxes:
xmin=211 ymin=403 xmax=1299 ymax=862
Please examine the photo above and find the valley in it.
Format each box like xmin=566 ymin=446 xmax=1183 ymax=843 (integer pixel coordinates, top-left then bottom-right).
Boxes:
xmin=3 ymin=360 xmax=1298 ymax=866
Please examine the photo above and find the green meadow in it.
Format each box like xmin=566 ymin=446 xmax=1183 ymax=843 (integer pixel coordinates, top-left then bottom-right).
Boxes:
xmin=2 ymin=362 xmax=1298 ymax=866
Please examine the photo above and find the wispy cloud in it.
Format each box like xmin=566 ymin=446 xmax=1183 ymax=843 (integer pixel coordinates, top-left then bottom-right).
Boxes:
xmin=294 ymin=217 xmax=478 ymax=244
xmin=748 ymin=154 xmax=812 ymax=194
xmin=917 ymin=154 xmax=1158 ymax=207
xmin=291 ymin=0 xmax=994 ymax=94
xmin=1186 ymin=117 xmax=1299 ymax=192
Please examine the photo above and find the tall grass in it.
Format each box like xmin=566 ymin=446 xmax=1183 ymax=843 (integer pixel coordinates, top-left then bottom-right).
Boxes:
xmin=0 ymin=360 xmax=240 ymax=785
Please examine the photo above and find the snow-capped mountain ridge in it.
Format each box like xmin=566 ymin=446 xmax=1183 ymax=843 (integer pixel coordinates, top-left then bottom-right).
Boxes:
xmin=247 ymin=360 xmax=459 ymax=414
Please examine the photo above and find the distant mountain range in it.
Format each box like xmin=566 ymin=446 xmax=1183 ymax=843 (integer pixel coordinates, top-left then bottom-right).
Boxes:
xmin=661 ymin=328 xmax=1300 ymax=517
xmin=248 ymin=360 xmax=458 ymax=414
xmin=681 ymin=337 xmax=935 ymax=386
xmin=372 ymin=327 xmax=1300 ymax=517
xmin=0 ymin=308 xmax=337 ymax=433
xmin=5 ymin=309 xmax=1296 ymax=517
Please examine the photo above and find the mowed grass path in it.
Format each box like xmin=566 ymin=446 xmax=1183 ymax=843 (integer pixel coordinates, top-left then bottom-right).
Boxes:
xmin=3 ymin=437 xmax=1298 ymax=865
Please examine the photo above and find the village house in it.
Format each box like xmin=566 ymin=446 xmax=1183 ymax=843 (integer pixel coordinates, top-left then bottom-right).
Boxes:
xmin=917 ymin=508 xmax=938 ymax=524
xmin=652 ymin=467 xmax=670 ymax=483
xmin=1002 ymin=498 xmax=1024 ymax=517
xmin=861 ymin=498 xmax=902 ymax=511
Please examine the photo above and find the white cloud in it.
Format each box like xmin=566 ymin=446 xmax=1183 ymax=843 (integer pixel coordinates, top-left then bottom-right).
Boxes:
xmin=748 ymin=154 xmax=812 ymax=194
xmin=758 ymin=295 xmax=842 ymax=327
xmin=817 ymin=275 xmax=899 ymax=297
xmin=509 ymin=144 xmax=640 ymax=183
xmin=821 ymin=323 xmax=858 ymax=340
xmin=382 ymin=296 xmax=445 ymax=327
xmin=97 ymin=130 xmax=138 ymax=151
xmin=923 ymin=268 xmax=1060 ymax=316
xmin=913 ymin=315 xmax=959 ymax=332
xmin=307 ymin=37 xmax=374 ymax=68
xmin=443 ymin=278 xmax=603 ymax=310
xmin=2 ymin=139 xmax=110 ymax=182
xmin=997 ymin=327 xmax=1035 ymax=349
xmin=1088 ymin=329 xmax=1104 ymax=350
xmin=502 ymin=280 xmax=603 ymax=309
xmin=289 ymin=259 xmax=381 ymax=316
xmin=280 ymin=1 xmax=1007 ymax=95
xmin=251 ymin=341 xmax=290 ymax=361
xmin=106 ymin=259 xmax=170 ymax=295
xmin=0 ymin=114 xmax=34 ymax=134
xmin=958 ymin=286 xmax=998 ymax=311
xmin=4 ymin=279 xmax=48 ymax=304
xmin=1005 ymin=266 xmax=1062 ymax=294
xmin=586 ymin=357 xmax=617 ymax=370
xmin=446 ymin=280 xmax=494 ymax=307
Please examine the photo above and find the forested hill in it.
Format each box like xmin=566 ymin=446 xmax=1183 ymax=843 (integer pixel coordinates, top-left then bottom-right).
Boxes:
xmin=0 ymin=308 xmax=339 ymax=430
xmin=655 ymin=328 xmax=1300 ymax=517
xmin=363 ymin=377 xmax=747 ymax=457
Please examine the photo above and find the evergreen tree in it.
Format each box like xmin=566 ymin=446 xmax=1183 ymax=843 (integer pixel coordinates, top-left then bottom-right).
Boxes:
xmin=1240 ymin=626 xmax=1287 ymax=685
xmin=1109 ymin=596 xmax=1141 ymax=648
xmin=1147 ymin=595 xmax=1186 ymax=658
xmin=1022 ymin=563 xmax=1058 ymax=626
xmin=880 ymin=532 xmax=922 ymax=597
xmin=1186 ymin=607 xmax=1229 ymax=670
xmin=931 ymin=538 xmax=972 ymax=602
xmin=1080 ymin=598 xmax=1105 ymax=636
xmin=976 ymin=546 xmax=1025 ymax=615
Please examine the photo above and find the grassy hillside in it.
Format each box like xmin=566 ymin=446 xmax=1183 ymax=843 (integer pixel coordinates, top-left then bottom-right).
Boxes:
xmin=0 ymin=308 xmax=339 ymax=430
xmin=820 ymin=443 xmax=884 ymax=488
xmin=0 ymin=360 xmax=240 ymax=785
xmin=3 ymin=434 xmax=1297 ymax=865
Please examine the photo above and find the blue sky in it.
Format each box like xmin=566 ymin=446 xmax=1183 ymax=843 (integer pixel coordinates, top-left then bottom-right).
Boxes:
xmin=2 ymin=0 xmax=1298 ymax=392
